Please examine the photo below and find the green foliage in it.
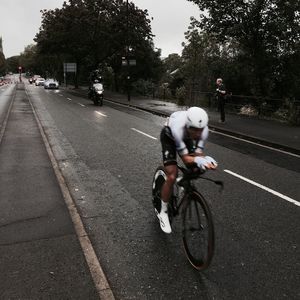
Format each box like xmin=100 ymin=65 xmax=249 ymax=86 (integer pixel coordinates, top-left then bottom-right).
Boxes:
xmin=5 ymin=56 xmax=19 ymax=73
xmin=0 ymin=37 xmax=5 ymax=74
xmin=131 ymin=79 xmax=155 ymax=96
xmin=0 ymin=52 xmax=5 ymax=75
xmin=158 ymin=83 xmax=172 ymax=100
xmin=175 ymin=86 xmax=186 ymax=106
xmin=187 ymin=0 xmax=300 ymax=99
xmin=33 ymin=0 xmax=163 ymax=88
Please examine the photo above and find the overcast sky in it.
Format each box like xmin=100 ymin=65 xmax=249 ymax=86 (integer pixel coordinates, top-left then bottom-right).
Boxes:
xmin=0 ymin=0 xmax=200 ymax=58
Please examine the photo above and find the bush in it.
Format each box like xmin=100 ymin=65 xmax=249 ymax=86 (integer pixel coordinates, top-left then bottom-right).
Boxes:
xmin=288 ymin=100 xmax=300 ymax=125
xmin=132 ymin=79 xmax=154 ymax=96
xmin=239 ymin=104 xmax=258 ymax=116
xmin=158 ymin=84 xmax=172 ymax=99
xmin=175 ymin=86 xmax=186 ymax=106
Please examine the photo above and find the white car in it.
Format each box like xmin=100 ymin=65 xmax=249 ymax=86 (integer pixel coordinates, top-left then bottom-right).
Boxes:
xmin=44 ymin=79 xmax=59 ymax=89
xmin=35 ymin=77 xmax=45 ymax=86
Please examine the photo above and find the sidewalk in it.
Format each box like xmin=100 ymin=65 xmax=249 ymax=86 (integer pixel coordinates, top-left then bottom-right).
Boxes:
xmin=67 ymin=87 xmax=300 ymax=155
xmin=0 ymin=84 xmax=99 ymax=299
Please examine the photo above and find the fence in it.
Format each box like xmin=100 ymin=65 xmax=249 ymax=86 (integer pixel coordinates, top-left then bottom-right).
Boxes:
xmin=150 ymin=88 xmax=300 ymax=125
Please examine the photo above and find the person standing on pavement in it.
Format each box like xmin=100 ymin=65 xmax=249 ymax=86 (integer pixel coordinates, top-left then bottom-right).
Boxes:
xmin=215 ymin=78 xmax=227 ymax=123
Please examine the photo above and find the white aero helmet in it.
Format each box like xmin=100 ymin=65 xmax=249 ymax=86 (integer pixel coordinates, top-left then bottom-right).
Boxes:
xmin=186 ymin=107 xmax=208 ymax=129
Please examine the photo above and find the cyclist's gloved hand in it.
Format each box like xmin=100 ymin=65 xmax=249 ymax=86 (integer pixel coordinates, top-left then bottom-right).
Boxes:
xmin=204 ymin=156 xmax=218 ymax=169
xmin=194 ymin=156 xmax=209 ymax=170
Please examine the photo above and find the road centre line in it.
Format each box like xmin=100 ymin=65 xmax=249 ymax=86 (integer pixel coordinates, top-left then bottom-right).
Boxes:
xmin=67 ymin=97 xmax=72 ymax=101
xmin=224 ymin=169 xmax=300 ymax=207
xmin=131 ymin=128 xmax=157 ymax=140
xmin=211 ymin=130 xmax=300 ymax=158
xmin=26 ymin=90 xmax=115 ymax=299
xmin=95 ymin=111 xmax=107 ymax=117
xmin=78 ymin=103 xmax=85 ymax=107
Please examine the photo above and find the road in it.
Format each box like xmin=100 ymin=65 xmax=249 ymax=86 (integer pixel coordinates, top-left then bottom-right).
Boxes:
xmin=1 ymin=80 xmax=299 ymax=299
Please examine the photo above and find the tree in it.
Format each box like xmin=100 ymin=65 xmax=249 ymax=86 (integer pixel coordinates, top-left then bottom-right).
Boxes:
xmin=18 ymin=44 xmax=38 ymax=75
xmin=34 ymin=0 xmax=161 ymax=89
xmin=0 ymin=37 xmax=5 ymax=75
xmin=187 ymin=0 xmax=300 ymax=98
xmin=0 ymin=52 xmax=5 ymax=75
xmin=5 ymin=56 xmax=19 ymax=74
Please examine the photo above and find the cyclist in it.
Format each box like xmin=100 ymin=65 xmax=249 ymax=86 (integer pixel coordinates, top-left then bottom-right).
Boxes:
xmin=157 ymin=107 xmax=218 ymax=233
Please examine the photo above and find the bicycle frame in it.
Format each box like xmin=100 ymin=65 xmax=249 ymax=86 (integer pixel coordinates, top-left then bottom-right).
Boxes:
xmin=152 ymin=163 xmax=223 ymax=270
xmin=169 ymin=165 xmax=223 ymax=219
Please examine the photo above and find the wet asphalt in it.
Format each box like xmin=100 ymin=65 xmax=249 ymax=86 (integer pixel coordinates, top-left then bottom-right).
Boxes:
xmin=0 ymin=82 xmax=299 ymax=299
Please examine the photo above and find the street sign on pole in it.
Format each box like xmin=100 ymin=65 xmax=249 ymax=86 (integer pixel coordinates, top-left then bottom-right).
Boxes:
xmin=63 ymin=63 xmax=77 ymax=87
xmin=63 ymin=63 xmax=77 ymax=73
xmin=129 ymin=59 xmax=136 ymax=66
xmin=121 ymin=58 xmax=136 ymax=66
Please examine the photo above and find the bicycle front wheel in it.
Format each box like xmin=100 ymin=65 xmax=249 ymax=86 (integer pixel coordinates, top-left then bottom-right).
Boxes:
xmin=182 ymin=191 xmax=214 ymax=270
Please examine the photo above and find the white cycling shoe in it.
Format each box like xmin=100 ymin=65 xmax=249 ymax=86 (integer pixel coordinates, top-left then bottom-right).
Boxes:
xmin=155 ymin=207 xmax=172 ymax=234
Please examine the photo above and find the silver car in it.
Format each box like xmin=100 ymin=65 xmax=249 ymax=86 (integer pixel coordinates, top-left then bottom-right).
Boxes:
xmin=35 ymin=77 xmax=45 ymax=86
xmin=44 ymin=79 xmax=59 ymax=89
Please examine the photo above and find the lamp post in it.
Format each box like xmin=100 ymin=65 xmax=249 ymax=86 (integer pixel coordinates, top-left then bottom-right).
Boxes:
xmin=126 ymin=0 xmax=131 ymax=102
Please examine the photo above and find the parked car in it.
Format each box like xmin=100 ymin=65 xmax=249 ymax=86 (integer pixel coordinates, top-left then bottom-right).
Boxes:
xmin=35 ymin=77 xmax=45 ymax=86
xmin=44 ymin=79 xmax=59 ymax=89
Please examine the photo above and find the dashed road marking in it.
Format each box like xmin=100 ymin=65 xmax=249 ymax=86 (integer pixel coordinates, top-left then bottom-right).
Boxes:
xmin=131 ymin=128 xmax=157 ymax=140
xmin=26 ymin=89 xmax=115 ymax=300
xmin=95 ymin=111 xmax=107 ymax=117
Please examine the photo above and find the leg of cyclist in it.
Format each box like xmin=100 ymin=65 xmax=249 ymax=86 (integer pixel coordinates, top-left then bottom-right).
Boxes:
xmin=157 ymin=127 xmax=178 ymax=233
xmin=157 ymin=164 xmax=177 ymax=234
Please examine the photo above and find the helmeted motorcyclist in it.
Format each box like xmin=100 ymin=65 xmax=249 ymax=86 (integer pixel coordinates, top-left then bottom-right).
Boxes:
xmin=88 ymin=69 xmax=102 ymax=98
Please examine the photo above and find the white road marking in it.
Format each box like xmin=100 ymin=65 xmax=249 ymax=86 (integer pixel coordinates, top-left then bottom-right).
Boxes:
xmin=67 ymin=97 xmax=72 ymax=101
xmin=211 ymin=130 xmax=300 ymax=158
xmin=96 ymin=99 xmax=299 ymax=158
xmin=78 ymin=103 xmax=85 ymax=107
xmin=224 ymin=169 xmax=300 ymax=207
xmin=95 ymin=111 xmax=107 ymax=117
xmin=105 ymin=99 xmax=153 ymax=115
xmin=27 ymin=92 xmax=115 ymax=299
xmin=131 ymin=128 xmax=157 ymax=140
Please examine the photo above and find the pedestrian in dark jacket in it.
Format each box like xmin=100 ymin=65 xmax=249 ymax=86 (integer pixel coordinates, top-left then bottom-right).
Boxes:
xmin=215 ymin=78 xmax=227 ymax=123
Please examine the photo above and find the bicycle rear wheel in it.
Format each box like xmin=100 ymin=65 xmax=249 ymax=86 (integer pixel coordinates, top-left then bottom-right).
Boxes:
xmin=182 ymin=191 xmax=214 ymax=270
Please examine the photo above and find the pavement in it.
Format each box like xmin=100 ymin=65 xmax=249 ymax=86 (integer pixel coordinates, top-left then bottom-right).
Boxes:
xmin=0 ymin=84 xmax=99 ymax=299
xmin=66 ymin=87 xmax=300 ymax=156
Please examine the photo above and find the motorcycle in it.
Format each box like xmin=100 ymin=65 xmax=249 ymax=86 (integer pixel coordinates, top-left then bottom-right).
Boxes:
xmin=88 ymin=82 xmax=104 ymax=106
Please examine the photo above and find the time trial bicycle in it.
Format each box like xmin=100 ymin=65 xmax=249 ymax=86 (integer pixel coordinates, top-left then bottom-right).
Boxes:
xmin=152 ymin=164 xmax=223 ymax=270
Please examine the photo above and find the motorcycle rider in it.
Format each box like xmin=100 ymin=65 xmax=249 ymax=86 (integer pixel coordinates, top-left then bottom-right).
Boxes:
xmin=88 ymin=69 xmax=102 ymax=98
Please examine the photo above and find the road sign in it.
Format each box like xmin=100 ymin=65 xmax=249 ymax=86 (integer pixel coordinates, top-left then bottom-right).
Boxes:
xmin=121 ymin=58 xmax=136 ymax=66
xmin=63 ymin=63 xmax=77 ymax=73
